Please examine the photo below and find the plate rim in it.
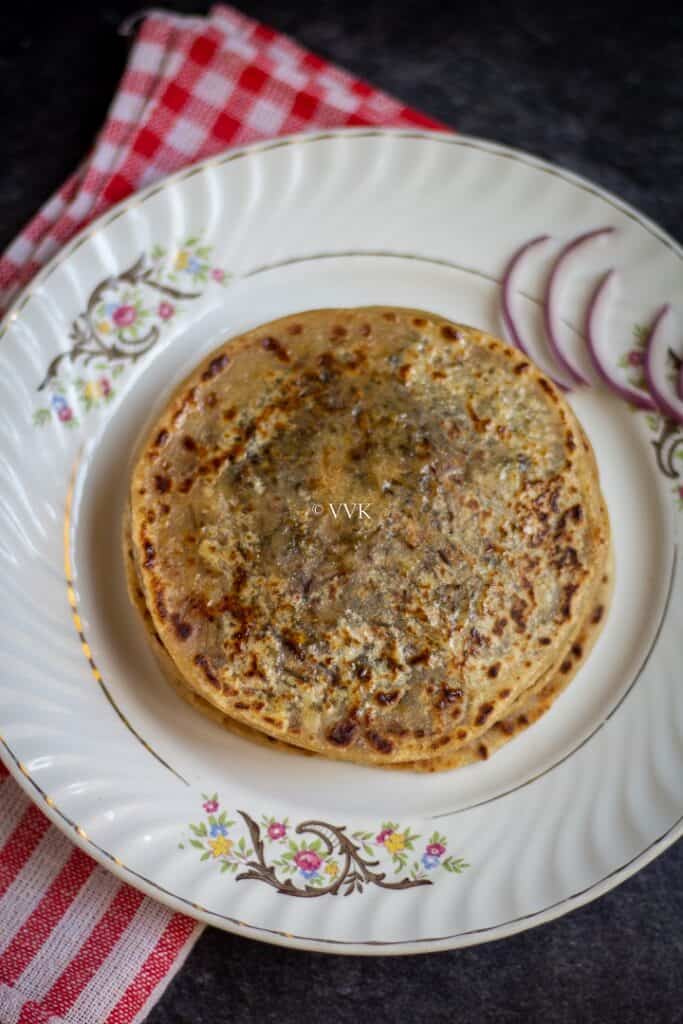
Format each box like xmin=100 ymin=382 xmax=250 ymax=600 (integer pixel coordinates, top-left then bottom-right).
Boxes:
xmin=3 ymin=737 xmax=682 ymax=955
xmin=1 ymin=126 xmax=681 ymax=954
xmin=2 ymin=127 xmax=681 ymax=339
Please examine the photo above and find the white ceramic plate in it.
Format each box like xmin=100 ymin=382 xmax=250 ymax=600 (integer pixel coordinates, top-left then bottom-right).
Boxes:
xmin=1 ymin=129 xmax=681 ymax=954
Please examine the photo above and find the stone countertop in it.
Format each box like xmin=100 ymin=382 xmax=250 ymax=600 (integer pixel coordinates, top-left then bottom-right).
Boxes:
xmin=1 ymin=2 xmax=681 ymax=1022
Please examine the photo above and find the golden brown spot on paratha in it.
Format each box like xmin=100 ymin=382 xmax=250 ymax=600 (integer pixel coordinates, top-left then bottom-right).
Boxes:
xmin=376 ymin=690 xmax=400 ymax=706
xmin=556 ymin=504 xmax=583 ymax=536
xmin=171 ymin=614 xmax=193 ymax=640
xmin=366 ymin=730 xmax=394 ymax=754
xmin=475 ymin=702 xmax=495 ymax=726
xmin=434 ymin=686 xmax=464 ymax=710
xmin=407 ymin=649 xmax=430 ymax=666
xmin=555 ymin=546 xmax=580 ymax=569
xmin=261 ymin=336 xmax=290 ymax=362
xmin=466 ymin=398 xmax=490 ymax=433
xmin=193 ymin=653 xmax=219 ymax=687
xmin=496 ymin=720 xmax=515 ymax=736
xmin=154 ymin=475 xmax=171 ymax=494
xmin=510 ymin=597 xmax=528 ymax=633
xmin=440 ymin=324 xmax=461 ymax=340
xmin=201 ymin=353 xmax=229 ymax=379
xmin=559 ymin=583 xmax=579 ymax=621
xmin=327 ymin=718 xmax=357 ymax=746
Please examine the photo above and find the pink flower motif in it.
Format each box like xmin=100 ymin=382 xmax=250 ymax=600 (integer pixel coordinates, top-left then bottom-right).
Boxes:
xmin=158 ymin=301 xmax=175 ymax=320
xmin=628 ymin=349 xmax=644 ymax=367
xmin=294 ymin=849 xmax=322 ymax=873
xmin=113 ymin=304 xmax=137 ymax=327
xmin=202 ymin=799 xmax=219 ymax=814
xmin=58 ymin=405 xmax=73 ymax=422
xmin=376 ymin=829 xmax=393 ymax=845
xmin=211 ymin=267 xmax=225 ymax=282
xmin=98 ymin=376 xmax=111 ymax=397
xmin=426 ymin=842 xmax=446 ymax=857
xmin=267 ymin=822 xmax=287 ymax=840
xmin=678 ymin=485 xmax=683 ymax=501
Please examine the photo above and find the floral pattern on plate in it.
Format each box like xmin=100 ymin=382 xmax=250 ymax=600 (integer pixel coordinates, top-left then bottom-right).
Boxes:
xmin=180 ymin=795 xmax=468 ymax=897
xmin=33 ymin=235 xmax=230 ymax=428
xmin=622 ymin=323 xmax=683 ymax=508
xmin=614 ymin=322 xmax=683 ymax=508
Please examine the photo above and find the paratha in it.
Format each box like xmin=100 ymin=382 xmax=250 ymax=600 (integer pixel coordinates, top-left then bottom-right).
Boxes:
xmin=124 ymin=517 xmax=315 ymax=757
xmin=401 ymin=555 xmax=612 ymax=771
xmin=125 ymin=509 xmax=611 ymax=771
xmin=127 ymin=307 xmax=610 ymax=767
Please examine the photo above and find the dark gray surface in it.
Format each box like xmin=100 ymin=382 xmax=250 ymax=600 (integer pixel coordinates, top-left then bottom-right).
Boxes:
xmin=1 ymin=2 xmax=682 ymax=1021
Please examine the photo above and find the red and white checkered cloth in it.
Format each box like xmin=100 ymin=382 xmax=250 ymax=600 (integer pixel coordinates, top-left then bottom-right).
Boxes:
xmin=0 ymin=3 xmax=445 ymax=316
xmin=0 ymin=6 xmax=447 ymax=1022
xmin=0 ymin=762 xmax=197 ymax=1024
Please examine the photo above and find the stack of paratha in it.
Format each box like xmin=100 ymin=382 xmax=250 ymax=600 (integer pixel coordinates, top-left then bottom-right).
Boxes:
xmin=125 ymin=307 xmax=611 ymax=772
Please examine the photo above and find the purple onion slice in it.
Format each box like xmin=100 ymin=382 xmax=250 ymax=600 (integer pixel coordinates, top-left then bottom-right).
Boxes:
xmin=643 ymin=305 xmax=683 ymax=425
xmin=544 ymin=227 xmax=615 ymax=387
xmin=501 ymin=235 xmax=549 ymax=358
xmin=501 ymin=234 xmax=571 ymax=388
xmin=584 ymin=270 xmax=656 ymax=411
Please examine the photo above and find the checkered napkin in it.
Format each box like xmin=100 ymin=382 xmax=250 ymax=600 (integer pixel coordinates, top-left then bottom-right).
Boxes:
xmin=0 ymin=3 xmax=444 ymax=316
xmin=0 ymin=7 xmax=446 ymax=1022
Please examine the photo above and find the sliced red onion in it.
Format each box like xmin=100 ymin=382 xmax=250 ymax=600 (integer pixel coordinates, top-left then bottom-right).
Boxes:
xmin=544 ymin=227 xmax=615 ymax=387
xmin=501 ymin=235 xmax=550 ymax=358
xmin=643 ymin=305 xmax=683 ymax=425
xmin=501 ymin=234 xmax=571 ymax=389
xmin=584 ymin=270 xmax=657 ymax=411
